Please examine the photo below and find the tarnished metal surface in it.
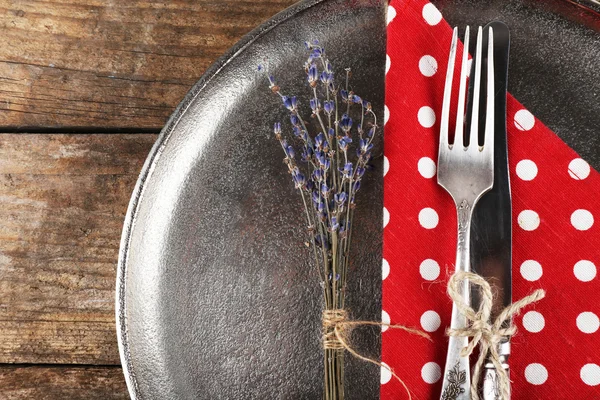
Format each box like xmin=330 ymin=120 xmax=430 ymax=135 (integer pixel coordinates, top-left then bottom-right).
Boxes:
xmin=116 ymin=1 xmax=386 ymax=399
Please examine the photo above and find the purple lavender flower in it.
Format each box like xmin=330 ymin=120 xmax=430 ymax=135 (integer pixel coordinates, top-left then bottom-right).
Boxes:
xmin=291 ymin=167 xmax=306 ymax=189
xmin=330 ymin=216 xmax=339 ymax=231
xmin=358 ymin=138 xmax=373 ymax=155
xmin=310 ymin=98 xmax=321 ymax=114
xmin=313 ymin=169 xmax=324 ymax=182
xmin=301 ymin=145 xmax=313 ymax=162
xmin=327 ymin=128 xmax=335 ymax=140
xmin=317 ymin=200 xmax=326 ymax=213
xmin=340 ymin=162 xmax=353 ymax=179
xmin=306 ymin=179 xmax=314 ymax=191
xmin=321 ymin=183 xmax=331 ymax=198
xmin=334 ymin=192 xmax=347 ymax=205
xmin=324 ymin=100 xmax=334 ymax=115
xmin=286 ymin=145 xmax=295 ymax=159
xmin=282 ymin=96 xmax=298 ymax=111
xmin=320 ymin=71 xmax=334 ymax=85
xmin=352 ymin=95 xmax=362 ymax=105
xmin=274 ymin=122 xmax=281 ymax=137
xmin=339 ymin=114 xmax=353 ymax=133
xmin=356 ymin=166 xmax=366 ymax=179
xmin=315 ymin=132 xmax=326 ymax=150
xmin=340 ymin=89 xmax=349 ymax=102
xmin=312 ymin=191 xmax=320 ymax=205
xmin=315 ymin=234 xmax=330 ymax=250
xmin=290 ymin=114 xmax=300 ymax=126
xmin=307 ymin=63 xmax=319 ymax=87
xmin=316 ymin=153 xmax=330 ymax=170
xmin=338 ymin=136 xmax=352 ymax=152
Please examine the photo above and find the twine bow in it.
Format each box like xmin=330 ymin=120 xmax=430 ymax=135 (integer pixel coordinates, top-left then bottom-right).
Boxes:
xmin=322 ymin=309 xmax=431 ymax=400
xmin=447 ymin=271 xmax=546 ymax=400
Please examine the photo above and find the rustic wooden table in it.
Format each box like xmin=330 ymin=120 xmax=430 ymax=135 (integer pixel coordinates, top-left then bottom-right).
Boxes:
xmin=0 ymin=1 xmax=296 ymax=398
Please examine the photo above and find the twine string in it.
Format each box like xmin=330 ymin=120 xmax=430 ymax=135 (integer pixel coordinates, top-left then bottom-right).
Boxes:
xmin=322 ymin=309 xmax=431 ymax=400
xmin=447 ymin=271 xmax=546 ymax=400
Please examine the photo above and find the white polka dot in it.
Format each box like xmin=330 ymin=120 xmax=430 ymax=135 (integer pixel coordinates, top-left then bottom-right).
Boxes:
xmin=514 ymin=109 xmax=535 ymax=131
xmin=386 ymin=54 xmax=391 ymax=75
xmin=518 ymin=210 xmax=540 ymax=231
xmin=576 ymin=312 xmax=599 ymax=334
xmin=574 ymin=260 xmax=596 ymax=282
xmin=421 ymin=362 xmax=442 ymax=384
xmin=520 ymin=260 xmax=543 ymax=281
xmin=381 ymin=362 xmax=392 ymax=384
xmin=384 ymin=105 xmax=390 ymax=125
xmin=381 ymin=310 xmax=390 ymax=332
xmin=420 ymin=310 xmax=441 ymax=332
xmin=581 ymin=364 xmax=600 ymax=386
xmin=418 ymin=106 xmax=436 ymax=128
xmin=419 ymin=208 xmax=439 ymax=229
xmin=383 ymin=155 xmax=389 ymax=177
xmin=383 ymin=207 xmax=390 ymax=228
xmin=419 ymin=55 xmax=438 ymax=77
xmin=382 ymin=258 xmax=390 ymax=280
xmin=418 ymin=157 xmax=436 ymax=179
xmin=524 ymin=363 xmax=548 ymax=385
xmin=516 ymin=159 xmax=538 ymax=181
xmin=422 ymin=3 xmax=442 ymax=26
xmin=569 ymin=158 xmax=591 ymax=180
xmin=386 ymin=5 xmax=397 ymax=25
xmin=571 ymin=209 xmax=594 ymax=231
xmin=522 ymin=311 xmax=545 ymax=333
xmin=420 ymin=259 xmax=440 ymax=281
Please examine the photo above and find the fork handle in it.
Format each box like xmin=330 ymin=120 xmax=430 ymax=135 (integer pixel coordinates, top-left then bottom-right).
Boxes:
xmin=440 ymin=200 xmax=473 ymax=400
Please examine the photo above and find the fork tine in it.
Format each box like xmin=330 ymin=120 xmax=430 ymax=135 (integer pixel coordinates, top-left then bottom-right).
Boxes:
xmin=484 ymin=27 xmax=495 ymax=154
xmin=440 ymin=27 xmax=458 ymax=149
xmin=468 ymin=26 xmax=483 ymax=150
xmin=454 ymin=26 xmax=470 ymax=149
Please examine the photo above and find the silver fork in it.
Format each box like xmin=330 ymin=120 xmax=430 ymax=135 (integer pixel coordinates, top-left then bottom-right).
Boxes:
xmin=438 ymin=26 xmax=495 ymax=400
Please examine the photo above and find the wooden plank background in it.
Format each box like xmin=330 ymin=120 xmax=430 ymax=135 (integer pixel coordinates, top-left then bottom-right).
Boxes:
xmin=0 ymin=0 xmax=297 ymax=398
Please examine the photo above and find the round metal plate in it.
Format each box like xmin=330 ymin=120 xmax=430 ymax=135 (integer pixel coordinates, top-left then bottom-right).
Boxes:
xmin=116 ymin=0 xmax=599 ymax=399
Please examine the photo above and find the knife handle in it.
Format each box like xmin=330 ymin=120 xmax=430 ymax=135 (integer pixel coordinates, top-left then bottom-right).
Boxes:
xmin=482 ymin=341 xmax=510 ymax=400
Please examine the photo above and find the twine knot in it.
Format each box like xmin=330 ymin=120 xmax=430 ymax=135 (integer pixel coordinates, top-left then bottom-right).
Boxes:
xmin=321 ymin=309 xmax=431 ymax=399
xmin=322 ymin=309 xmax=349 ymax=350
xmin=447 ymin=271 xmax=546 ymax=400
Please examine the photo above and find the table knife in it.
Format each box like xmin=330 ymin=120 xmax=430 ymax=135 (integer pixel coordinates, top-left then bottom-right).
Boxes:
xmin=469 ymin=21 xmax=512 ymax=400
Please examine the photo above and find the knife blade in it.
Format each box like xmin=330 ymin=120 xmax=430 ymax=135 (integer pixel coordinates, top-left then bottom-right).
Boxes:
xmin=469 ymin=20 xmax=512 ymax=399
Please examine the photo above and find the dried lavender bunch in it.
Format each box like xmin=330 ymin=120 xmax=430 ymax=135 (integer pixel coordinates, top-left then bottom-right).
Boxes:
xmin=260 ymin=40 xmax=378 ymax=400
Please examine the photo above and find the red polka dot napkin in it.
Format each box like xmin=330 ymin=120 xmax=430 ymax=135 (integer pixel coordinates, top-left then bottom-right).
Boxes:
xmin=382 ymin=1 xmax=600 ymax=398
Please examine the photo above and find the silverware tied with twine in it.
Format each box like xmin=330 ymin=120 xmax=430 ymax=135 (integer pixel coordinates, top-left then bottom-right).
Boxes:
xmin=437 ymin=26 xmax=545 ymax=400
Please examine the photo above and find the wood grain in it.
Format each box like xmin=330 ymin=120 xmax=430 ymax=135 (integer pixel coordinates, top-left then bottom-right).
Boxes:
xmin=0 ymin=0 xmax=297 ymax=129
xmin=0 ymin=366 xmax=128 ymax=399
xmin=0 ymin=133 xmax=156 ymax=365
